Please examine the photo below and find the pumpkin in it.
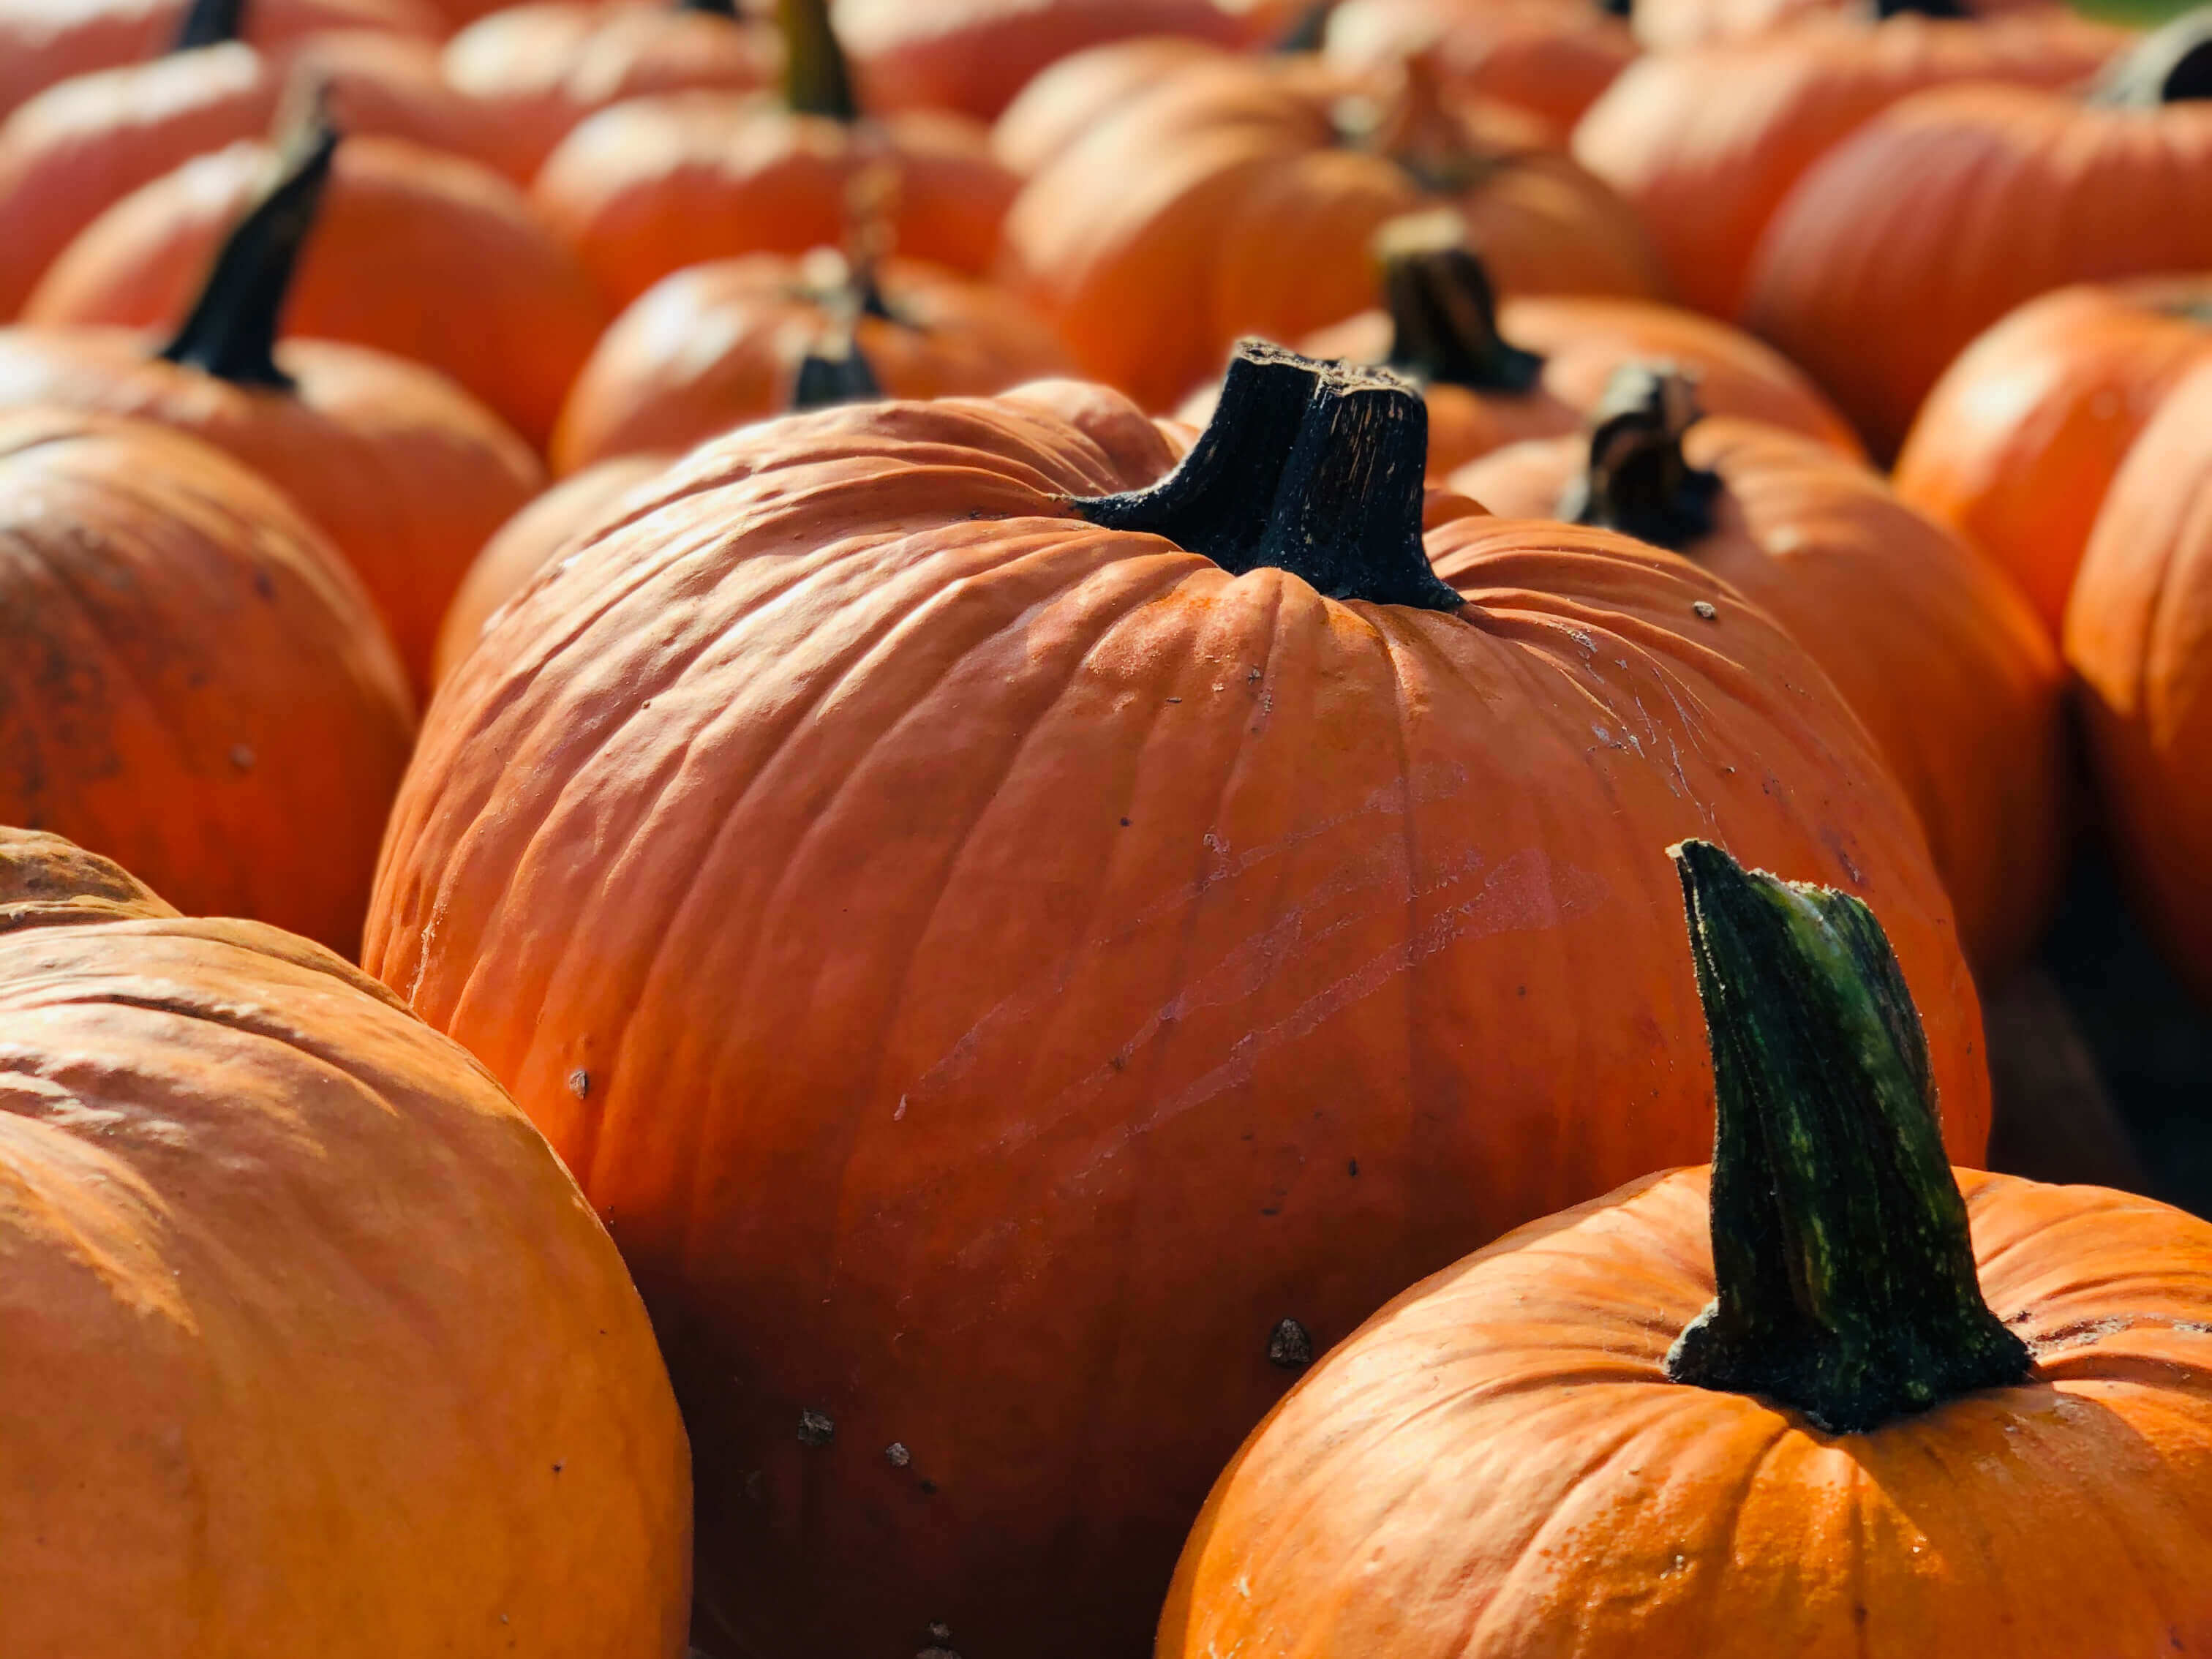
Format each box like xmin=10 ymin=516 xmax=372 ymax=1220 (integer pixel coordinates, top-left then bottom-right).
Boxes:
xmin=0 ymin=407 xmax=411 ymax=955
xmin=1742 ymin=12 xmax=2212 ymax=459
xmin=552 ymin=249 xmax=1072 ymax=474
xmin=1453 ymin=366 xmax=2064 ymax=972
xmin=433 ymin=452 xmax=672 ymax=689
xmin=1163 ymin=838 xmax=2212 ymax=1657
xmin=24 ymin=128 xmax=606 ymax=448
xmin=1572 ymin=9 xmax=2127 ymax=319
xmin=0 ymin=119 xmax=544 ymax=691
xmin=1895 ymin=276 xmax=2212 ymax=639
xmin=1632 ymin=0 xmax=2069 ymax=52
xmin=531 ymin=0 xmax=1019 ymax=310
xmin=364 ymin=342 xmax=1985 ymax=1655
xmin=0 ymin=826 xmax=692 ymax=1658
xmin=439 ymin=0 xmax=779 ymax=182
xmin=2066 ymin=357 xmax=2212 ymax=1005
xmin=991 ymin=34 xmax=1246 ymax=176
xmin=999 ymin=50 xmax=1664 ymax=412
xmin=0 ymin=0 xmax=439 ymax=123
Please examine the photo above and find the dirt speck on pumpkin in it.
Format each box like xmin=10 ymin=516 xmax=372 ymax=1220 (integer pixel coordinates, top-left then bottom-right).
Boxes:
xmin=229 ymin=745 xmax=255 ymax=771
xmin=568 ymin=1069 xmax=590 ymax=1099
xmin=1347 ymin=1159 xmax=1358 ymax=1177
xmin=1268 ymin=1318 xmax=1314 ymax=1372
xmin=1693 ymin=601 xmax=1718 ymax=621
xmin=885 ymin=1442 xmax=911 ymax=1467
xmin=798 ymin=1409 xmax=836 ymax=1447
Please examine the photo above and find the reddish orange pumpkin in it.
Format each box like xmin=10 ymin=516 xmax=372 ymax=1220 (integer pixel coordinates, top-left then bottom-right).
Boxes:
xmin=25 ymin=129 xmax=606 ymax=448
xmin=0 ymin=826 xmax=693 ymax=1659
xmin=1742 ymin=15 xmax=2212 ymax=459
xmin=1000 ymin=50 xmax=1663 ymax=412
xmin=1163 ymin=839 xmax=2212 ymax=1658
xmin=1573 ymin=10 xmax=2126 ymax=319
xmin=1453 ymin=369 xmax=2064 ymax=971
xmin=552 ymin=250 xmax=1071 ymax=473
xmin=0 ymin=407 xmax=412 ymax=955
xmin=1895 ymin=276 xmax=2212 ymax=639
xmin=366 ymin=344 xmax=1984 ymax=1655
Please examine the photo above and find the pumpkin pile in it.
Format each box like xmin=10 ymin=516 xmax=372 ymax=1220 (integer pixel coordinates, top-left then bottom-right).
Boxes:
xmin=5 ymin=0 xmax=2212 ymax=1653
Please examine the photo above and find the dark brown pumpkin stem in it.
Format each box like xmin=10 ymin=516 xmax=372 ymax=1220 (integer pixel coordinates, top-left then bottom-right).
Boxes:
xmin=157 ymin=106 xmax=337 ymax=392
xmin=1560 ymin=365 xmax=1720 ymax=550
xmin=173 ymin=0 xmax=246 ymax=50
xmin=1070 ymin=341 xmax=1460 ymax=612
xmin=2090 ymin=8 xmax=2212 ymax=106
xmin=1665 ymin=840 xmax=2034 ymax=1434
xmin=1375 ymin=214 xmax=1543 ymax=395
xmin=1594 ymin=0 xmax=1632 ymax=17
xmin=1275 ymin=1 xmax=1336 ymax=51
xmin=1871 ymin=0 xmax=1967 ymax=20
xmin=780 ymin=0 xmax=859 ymax=121
xmin=676 ymin=0 xmax=741 ymax=15
xmin=790 ymin=345 xmax=881 ymax=410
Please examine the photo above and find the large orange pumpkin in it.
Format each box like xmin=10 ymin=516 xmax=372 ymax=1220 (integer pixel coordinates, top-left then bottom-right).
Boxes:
xmin=999 ymin=50 xmax=1664 ymax=411
xmin=1163 ymin=839 xmax=2212 ymax=1658
xmin=1895 ymin=276 xmax=2212 ymax=639
xmin=1742 ymin=12 xmax=2212 ymax=459
xmin=25 ymin=128 xmax=606 ymax=448
xmin=366 ymin=343 xmax=1985 ymax=1655
xmin=2066 ymin=356 xmax=2212 ymax=1004
xmin=0 ymin=407 xmax=412 ymax=955
xmin=0 ymin=826 xmax=692 ymax=1659
xmin=1572 ymin=10 xmax=2126 ymax=319
xmin=1453 ymin=367 xmax=2064 ymax=973
xmin=0 ymin=120 xmax=544 ymax=691
xmin=552 ymin=249 xmax=1071 ymax=473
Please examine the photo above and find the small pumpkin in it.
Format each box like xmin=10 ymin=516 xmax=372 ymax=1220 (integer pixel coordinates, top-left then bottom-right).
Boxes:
xmin=1453 ymin=367 xmax=2064 ymax=973
xmin=367 ymin=342 xmax=1984 ymax=1655
xmin=24 ymin=126 xmax=606 ymax=448
xmin=1895 ymin=276 xmax=2212 ymax=639
xmin=1572 ymin=8 xmax=2126 ymax=319
xmin=0 ymin=407 xmax=412 ymax=955
xmin=1742 ymin=10 xmax=2212 ymax=459
xmin=531 ymin=0 xmax=1019 ymax=310
xmin=1162 ymin=839 xmax=2212 ymax=1657
xmin=552 ymin=249 xmax=1071 ymax=474
xmin=0 ymin=827 xmax=691 ymax=1658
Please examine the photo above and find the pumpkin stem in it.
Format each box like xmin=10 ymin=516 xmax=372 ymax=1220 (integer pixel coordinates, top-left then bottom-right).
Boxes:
xmin=1070 ymin=341 xmax=1460 ymax=612
xmin=2090 ymin=9 xmax=2212 ymax=106
xmin=157 ymin=103 xmax=337 ymax=393
xmin=675 ymin=0 xmax=741 ymax=15
xmin=1595 ymin=0 xmax=1632 ymax=17
xmin=780 ymin=0 xmax=859 ymax=121
xmin=1871 ymin=0 xmax=1967 ymax=19
xmin=1374 ymin=213 xmax=1543 ymax=395
xmin=1559 ymin=365 xmax=1720 ymax=550
xmin=1275 ymin=1 xmax=1336 ymax=51
xmin=791 ymin=344 xmax=881 ymax=410
xmin=1665 ymin=840 xmax=2034 ymax=1435
xmin=173 ymin=0 xmax=246 ymax=50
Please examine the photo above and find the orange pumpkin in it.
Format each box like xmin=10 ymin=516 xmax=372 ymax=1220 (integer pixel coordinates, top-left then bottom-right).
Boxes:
xmin=1453 ymin=368 xmax=2064 ymax=972
xmin=0 ymin=407 xmax=411 ymax=955
xmin=552 ymin=249 xmax=1071 ymax=473
xmin=999 ymin=50 xmax=1664 ymax=412
xmin=990 ymin=34 xmax=1244 ymax=176
xmin=2066 ymin=357 xmax=2212 ymax=1004
xmin=1632 ymin=0 xmax=2072 ymax=51
xmin=0 ymin=826 xmax=692 ymax=1659
xmin=0 ymin=120 xmax=544 ymax=691
xmin=1742 ymin=13 xmax=2212 ymax=459
xmin=366 ymin=344 xmax=1984 ymax=1655
xmin=1163 ymin=839 xmax=2212 ymax=1658
xmin=433 ymin=452 xmax=672 ymax=688
xmin=1895 ymin=276 xmax=2212 ymax=639
xmin=1573 ymin=10 xmax=2126 ymax=319
xmin=25 ymin=129 xmax=606 ymax=448
xmin=439 ymin=0 xmax=780 ymax=182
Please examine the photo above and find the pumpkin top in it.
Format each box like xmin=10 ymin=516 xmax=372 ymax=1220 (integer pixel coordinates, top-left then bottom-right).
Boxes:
xmin=780 ymin=0 xmax=857 ymax=119
xmin=2090 ymin=6 xmax=2212 ymax=107
xmin=1372 ymin=212 xmax=1546 ymax=396
xmin=1559 ymin=364 xmax=1723 ymax=548
xmin=175 ymin=0 xmax=247 ymax=49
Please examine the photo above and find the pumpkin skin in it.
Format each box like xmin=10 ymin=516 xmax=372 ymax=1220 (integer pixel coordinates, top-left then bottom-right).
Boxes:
xmin=1571 ymin=12 xmax=2126 ymax=320
xmin=25 ymin=134 xmax=606 ymax=448
xmin=0 ymin=408 xmax=413 ymax=955
xmin=1895 ymin=276 xmax=2212 ymax=639
xmin=2066 ymin=358 xmax=2212 ymax=1004
xmin=552 ymin=252 xmax=1072 ymax=474
xmin=365 ymin=362 xmax=1985 ymax=1655
xmin=432 ymin=452 xmax=671 ymax=688
xmin=1454 ymin=410 xmax=2065 ymax=973
xmin=0 ymin=827 xmax=692 ymax=1659
xmin=1630 ymin=0 xmax=2072 ymax=52
xmin=991 ymin=35 xmax=1241 ymax=176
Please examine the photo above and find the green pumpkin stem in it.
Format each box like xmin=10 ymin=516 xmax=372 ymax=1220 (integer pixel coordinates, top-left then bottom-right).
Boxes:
xmin=1070 ymin=341 xmax=1460 ymax=612
xmin=157 ymin=105 xmax=337 ymax=392
xmin=780 ymin=0 xmax=859 ymax=121
xmin=2090 ymin=9 xmax=2212 ymax=106
xmin=1559 ymin=366 xmax=1720 ymax=550
xmin=1374 ymin=214 xmax=1543 ymax=395
xmin=1665 ymin=840 xmax=2034 ymax=1434
xmin=173 ymin=0 xmax=247 ymax=50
